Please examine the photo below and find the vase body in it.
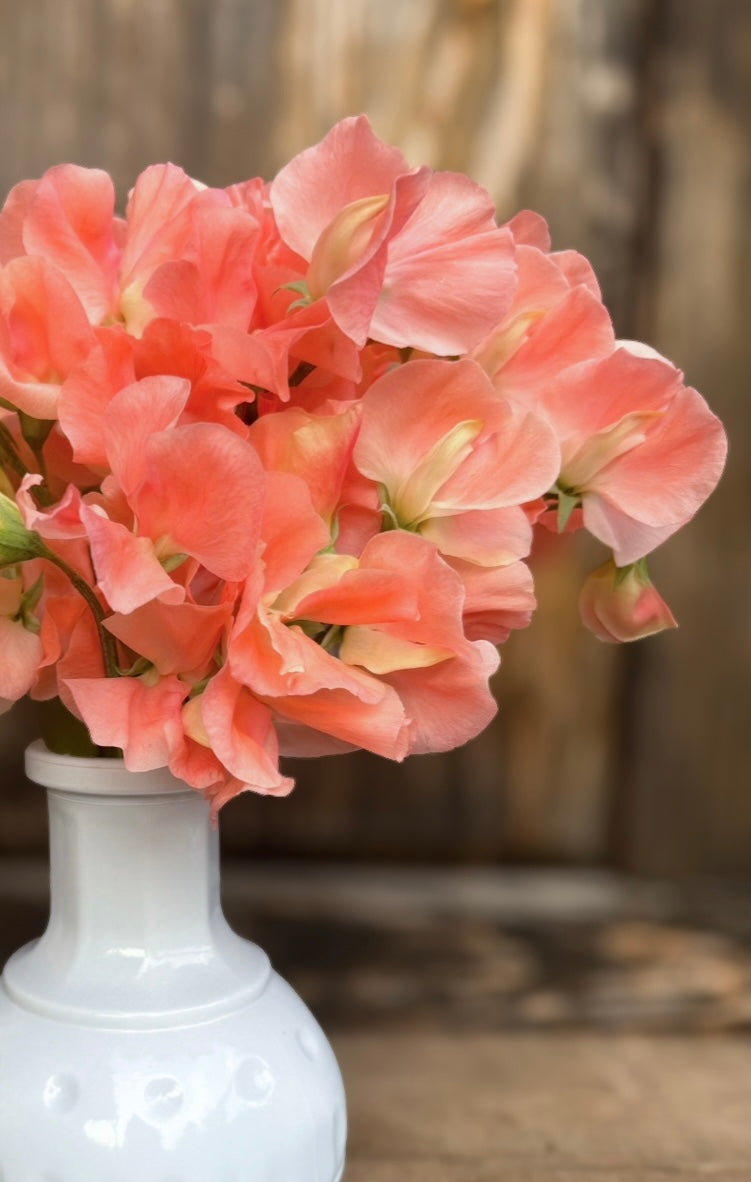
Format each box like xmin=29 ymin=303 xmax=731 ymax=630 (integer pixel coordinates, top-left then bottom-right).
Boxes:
xmin=0 ymin=742 xmax=346 ymax=1182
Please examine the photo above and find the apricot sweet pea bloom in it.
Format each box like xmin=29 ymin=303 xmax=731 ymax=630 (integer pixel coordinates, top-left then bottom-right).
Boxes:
xmin=271 ymin=116 xmax=516 ymax=353
xmin=0 ymin=116 xmax=727 ymax=809
xmin=354 ymin=358 xmax=559 ymax=565
xmin=540 ymin=349 xmax=727 ymax=564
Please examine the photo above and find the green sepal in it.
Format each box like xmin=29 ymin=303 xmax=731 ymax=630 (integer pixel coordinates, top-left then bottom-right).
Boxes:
xmin=0 ymin=493 xmax=44 ymax=567
xmin=116 ymin=656 xmax=152 ymax=678
xmin=277 ymin=279 xmax=312 ymax=306
xmin=378 ymin=486 xmax=401 ymax=532
xmin=161 ymin=552 xmax=189 ymax=573
xmin=19 ymin=574 xmax=44 ymax=631
xmin=614 ymin=557 xmax=650 ymax=588
xmin=556 ymin=490 xmax=579 ymax=533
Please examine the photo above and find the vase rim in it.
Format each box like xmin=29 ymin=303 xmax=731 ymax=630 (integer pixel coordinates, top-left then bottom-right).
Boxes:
xmin=25 ymin=739 xmax=192 ymax=796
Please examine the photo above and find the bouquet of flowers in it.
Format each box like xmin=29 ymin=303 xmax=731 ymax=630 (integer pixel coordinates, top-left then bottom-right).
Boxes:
xmin=0 ymin=116 xmax=726 ymax=813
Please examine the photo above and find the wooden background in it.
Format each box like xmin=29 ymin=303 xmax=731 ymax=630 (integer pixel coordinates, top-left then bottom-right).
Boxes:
xmin=0 ymin=0 xmax=748 ymax=877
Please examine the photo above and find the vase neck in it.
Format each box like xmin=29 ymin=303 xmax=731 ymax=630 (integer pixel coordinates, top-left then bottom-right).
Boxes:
xmin=3 ymin=748 xmax=270 ymax=1028
xmin=46 ymin=787 xmax=221 ymax=956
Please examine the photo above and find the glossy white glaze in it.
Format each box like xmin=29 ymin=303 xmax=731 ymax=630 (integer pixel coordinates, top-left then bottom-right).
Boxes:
xmin=0 ymin=743 xmax=346 ymax=1181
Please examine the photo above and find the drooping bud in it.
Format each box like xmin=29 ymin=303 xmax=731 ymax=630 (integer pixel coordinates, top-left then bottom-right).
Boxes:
xmin=0 ymin=493 xmax=43 ymax=567
xmin=579 ymin=557 xmax=677 ymax=643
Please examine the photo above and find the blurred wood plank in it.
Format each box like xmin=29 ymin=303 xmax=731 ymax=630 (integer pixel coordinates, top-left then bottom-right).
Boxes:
xmin=0 ymin=0 xmax=283 ymax=196
xmin=618 ymin=0 xmax=751 ymax=874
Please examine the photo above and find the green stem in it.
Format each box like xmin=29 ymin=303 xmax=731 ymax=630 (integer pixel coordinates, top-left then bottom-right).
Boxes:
xmin=289 ymin=361 xmax=315 ymax=387
xmin=0 ymin=421 xmax=53 ymax=506
xmin=36 ymin=541 xmax=119 ymax=678
xmin=0 ymin=421 xmax=29 ymax=482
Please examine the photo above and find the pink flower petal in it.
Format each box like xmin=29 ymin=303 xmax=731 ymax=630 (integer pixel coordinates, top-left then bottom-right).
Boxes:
xmin=420 ymin=506 xmax=532 ymax=566
xmin=104 ymin=600 xmax=232 ymax=676
xmin=19 ymin=165 xmax=121 ymax=322
xmin=143 ymin=205 xmax=259 ymax=330
xmin=66 ymin=673 xmax=187 ymax=771
xmin=134 ymin=424 xmax=266 ymax=580
xmin=259 ymin=472 xmax=331 ymax=595
xmin=0 ymin=256 xmax=95 ymax=418
xmin=102 ymin=375 xmax=192 ymax=497
xmin=0 ymin=179 xmax=38 ymax=262
xmin=120 ymin=164 xmax=221 ymax=288
xmin=270 ymin=115 xmax=410 ymax=261
xmin=370 ymin=172 xmax=517 ymax=354
xmin=58 ymin=329 xmax=137 ymax=465
xmin=384 ymin=640 xmax=500 ymax=755
xmin=81 ymin=503 xmax=185 ymax=614
xmin=199 ymin=665 xmax=293 ymax=794
xmin=0 ymin=616 xmax=43 ymax=702
xmin=590 ymin=386 xmax=728 ymax=530
xmin=453 ymin=559 xmax=537 ymax=644
xmin=355 ymin=358 xmax=559 ymax=521
xmin=503 ymin=209 xmax=551 ymax=249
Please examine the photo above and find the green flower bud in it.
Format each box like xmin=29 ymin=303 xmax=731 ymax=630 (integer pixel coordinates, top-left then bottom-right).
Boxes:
xmin=0 ymin=493 xmax=43 ymax=567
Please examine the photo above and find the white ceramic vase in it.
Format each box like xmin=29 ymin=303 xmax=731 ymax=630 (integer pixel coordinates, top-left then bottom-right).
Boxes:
xmin=0 ymin=741 xmax=346 ymax=1182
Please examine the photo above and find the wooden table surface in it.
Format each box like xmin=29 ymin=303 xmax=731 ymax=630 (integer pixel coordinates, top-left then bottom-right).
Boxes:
xmin=2 ymin=861 xmax=751 ymax=1179
xmin=338 ymin=1032 xmax=751 ymax=1180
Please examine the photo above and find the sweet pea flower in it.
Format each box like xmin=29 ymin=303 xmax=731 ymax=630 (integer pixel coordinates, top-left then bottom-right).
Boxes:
xmin=249 ymin=404 xmax=360 ymax=527
xmin=449 ymin=557 xmax=537 ymax=645
xmin=328 ymin=531 xmax=501 ymax=755
xmin=0 ymin=125 xmax=728 ymax=808
xmin=541 ymin=348 xmax=728 ymax=564
xmin=228 ymin=548 xmax=411 ymax=762
xmin=182 ymin=664 xmax=294 ymax=799
xmin=66 ymin=669 xmax=189 ymax=772
xmin=471 ymin=237 xmax=614 ymax=404
xmin=80 ymin=376 xmax=266 ymax=613
xmin=353 ymin=358 xmax=560 ymax=566
xmin=271 ymin=116 xmax=517 ymax=352
xmin=0 ymin=257 xmax=96 ymax=419
xmin=0 ymin=164 xmax=122 ymax=323
xmin=117 ymin=163 xmax=239 ymax=334
xmin=579 ymin=557 xmax=677 ymax=643
xmin=0 ymin=161 xmax=261 ymax=343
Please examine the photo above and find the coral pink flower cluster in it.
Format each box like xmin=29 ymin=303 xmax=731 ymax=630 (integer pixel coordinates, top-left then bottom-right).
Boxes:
xmin=0 ymin=116 xmax=726 ymax=810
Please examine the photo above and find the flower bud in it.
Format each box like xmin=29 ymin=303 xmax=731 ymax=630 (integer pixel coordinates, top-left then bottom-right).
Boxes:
xmin=0 ymin=493 xmax=43 ymax=567
xmin=579 ymin=557 xmax=677 ymax=643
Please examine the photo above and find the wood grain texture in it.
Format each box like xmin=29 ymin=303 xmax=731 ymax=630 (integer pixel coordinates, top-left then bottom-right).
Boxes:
xmin=616 ymin=0 xmax=751 ymax=875
xmin=340 ymin=1033 xmax=751 ymax=1177
xmin=0 ymin=0 xmax=746 ymax=873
